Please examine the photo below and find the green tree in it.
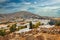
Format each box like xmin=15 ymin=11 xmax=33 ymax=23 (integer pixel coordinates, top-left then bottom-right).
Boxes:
xmin=0 ymin=29 xmax=6 ymax=36
xmin=18 ymin=25 xmax=27 ymax=30
xmin=29 ymin=21 xmax=33 ymax=29
xmin=34 ymin=22 xmax=41 ymax=28
xmin=10 ymin=24 xmax=16 ymax=32
xmin=7 ymin=25 xmax=10 ymax=27
xmin=55 ymin=21 xmax=60 ymax=26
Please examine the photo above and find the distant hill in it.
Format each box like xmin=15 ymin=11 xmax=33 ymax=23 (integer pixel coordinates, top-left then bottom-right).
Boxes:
xmin=0 ymin=11 xmax=52 ymax=21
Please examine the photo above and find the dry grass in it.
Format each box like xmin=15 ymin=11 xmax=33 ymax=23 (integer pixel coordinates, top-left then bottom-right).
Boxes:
xmin=0 ymin=26 xmax=60 ymax=40
xmin=52 ymin=18 xmax=60 ymax=20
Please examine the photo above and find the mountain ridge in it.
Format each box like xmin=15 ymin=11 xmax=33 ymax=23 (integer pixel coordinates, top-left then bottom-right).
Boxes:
xmin=0 ymin=11 xmax=52 ymax=21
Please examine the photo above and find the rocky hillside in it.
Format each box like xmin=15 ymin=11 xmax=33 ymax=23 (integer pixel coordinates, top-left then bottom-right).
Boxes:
xmin=0 ymin=11 xmax=52 ymax=21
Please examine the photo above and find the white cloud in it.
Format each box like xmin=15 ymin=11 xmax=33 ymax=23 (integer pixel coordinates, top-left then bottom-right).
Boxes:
xmin=44 ymin=6 xmax=60 ymax=9
xmin=34 ymin=2 xmax=37 ymax=4
xmin=49 ymin=0 xmax=60 ymax=4
xmin=0 ymin=0 xmax=8 ymax=3
xmin=24 ymin=2 xmax=31 ymax=5
xmin=53 ymin=0 xmax=60 ymax=2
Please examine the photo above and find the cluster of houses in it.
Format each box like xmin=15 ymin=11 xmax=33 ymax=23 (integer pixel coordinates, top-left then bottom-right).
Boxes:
xmin=0 ymin=18 xmax=60 ymax=40
xmin=0 ymin=18 xmax=55 ymax=33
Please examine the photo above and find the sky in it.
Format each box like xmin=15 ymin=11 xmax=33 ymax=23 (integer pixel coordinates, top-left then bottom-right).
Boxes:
xmin=0 ymin=0 xmax=60 ymax=17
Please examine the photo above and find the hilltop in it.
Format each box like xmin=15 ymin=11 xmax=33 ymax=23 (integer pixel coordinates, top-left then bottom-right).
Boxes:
xmin=0 ymin=11 xmax=52 ymax=21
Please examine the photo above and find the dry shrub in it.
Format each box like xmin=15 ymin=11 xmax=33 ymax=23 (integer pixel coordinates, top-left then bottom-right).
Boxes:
xmin=0 ymin=36 xmax=4 ymax=40
xmin=26 ymin=35 xmax=35 ymax=40
xmin=36 ymin=35 xmax=45 ymax=40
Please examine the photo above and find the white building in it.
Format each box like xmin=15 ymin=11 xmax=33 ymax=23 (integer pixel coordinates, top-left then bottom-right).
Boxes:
xmin=0 ymin=25 xmax=8 ymax=29
xmin=39 ymin=19 xmax=50 ymax=25
xmin=39 ymin=25 xmax=54 ymax=28
xmin=16 ymin=23 xmax=30 ymax=29
xmin=16 ymin=23 xmax=32 ymax=33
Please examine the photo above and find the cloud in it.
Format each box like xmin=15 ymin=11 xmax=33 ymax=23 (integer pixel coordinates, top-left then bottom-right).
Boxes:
xmin=0 ymin=0 xmax=9 ymax=3
xmin=53 ymin=0 xmax=60 ymax=3
xmin=23 ymin=2 xmax=31 ymax=4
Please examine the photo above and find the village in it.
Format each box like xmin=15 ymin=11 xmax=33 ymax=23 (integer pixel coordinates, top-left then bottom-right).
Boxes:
xmin=0 ymin=18 xmax=60 ymax=40
xmin=0 ymin=18 xmax=54 ymax=33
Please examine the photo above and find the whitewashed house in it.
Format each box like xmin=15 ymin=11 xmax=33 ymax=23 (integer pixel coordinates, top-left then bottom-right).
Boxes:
xmin=39 ymin=19 xmax=50 ymax=25
xmin=0 ymin=24 xmax=8 ymax=29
